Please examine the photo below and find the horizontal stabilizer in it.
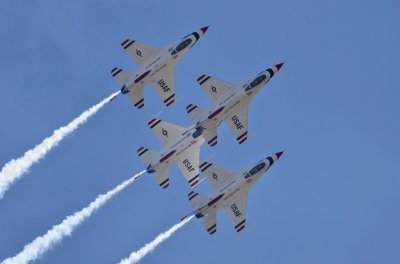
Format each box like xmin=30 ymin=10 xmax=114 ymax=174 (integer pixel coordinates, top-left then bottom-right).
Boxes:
xmin=111 ymin=67 xmax=132 ymax=85
xmin=155 ymin=169 xmax=170 ymax=189
xmin=202 ymin=212 xmax=217 ymax=234
xmin=188 ymin=191 xmax=208 ymax=208
xmin=129 ymin=87 xmax=145 ymax=109
xmin=137 ymin=147 xmax=157 ymax=164
xmin=199 ymin=121 xmax=218 ymax=147
xmin=186 ymin=104 xmax=207 ymax=122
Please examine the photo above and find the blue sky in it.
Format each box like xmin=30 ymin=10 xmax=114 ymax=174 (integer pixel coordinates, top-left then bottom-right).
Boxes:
xmin=1 ymin=0 xmax=400 ymax=263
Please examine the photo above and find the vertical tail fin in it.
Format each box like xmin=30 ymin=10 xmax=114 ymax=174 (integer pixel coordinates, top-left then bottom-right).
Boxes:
xmin=111 ymin=67 xmax=132 ymax=85
xmin=186 ymin=104 xmax=207 ymax=122
xmin=137 ymin=147 xmax=157 ymax=164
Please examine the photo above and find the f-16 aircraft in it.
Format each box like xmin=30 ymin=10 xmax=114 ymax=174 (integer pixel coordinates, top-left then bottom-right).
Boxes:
xmin=137 ymin=117 xmax=206 ymax=189
xmin=186 ymin=63 xmax=283 ymax=146
xmin=182 ymin=151 xmax=283 ymax=234
xmin=111 ymin=26 xmax=209 ymax=109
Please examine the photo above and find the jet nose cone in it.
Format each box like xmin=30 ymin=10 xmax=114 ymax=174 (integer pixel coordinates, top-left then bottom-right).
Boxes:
xmin=275 ymin=151 xmax=284 ymax=159
xmin=200 ymin=25 xmax=210 ymax=34
xmin=275 ymin=62 xmax=284 ymax=71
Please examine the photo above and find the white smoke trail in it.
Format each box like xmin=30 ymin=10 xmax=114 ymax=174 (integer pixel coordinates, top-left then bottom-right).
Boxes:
xmin=118 ymin=215 xmax=194 ymax=264
xmin=0 ymin=91 xmax=120 ymax=199
xmin=1 ymin=170 xmax=145 ymax=264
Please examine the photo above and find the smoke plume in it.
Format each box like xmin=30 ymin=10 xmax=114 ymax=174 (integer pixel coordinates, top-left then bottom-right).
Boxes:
xmin=1 ymin=170 xmax=144 ymax=264
xmin=118 ymin=215 xmax=194 ymax=264
xmin=0 ymin=91 xmax=120 ymax=199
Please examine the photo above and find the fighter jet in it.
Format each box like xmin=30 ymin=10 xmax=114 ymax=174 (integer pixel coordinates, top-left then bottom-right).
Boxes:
xmin=137 ymin=117 xmax=206 ymax=189
xmin=182 ymin=151 xmax=283 ymax=234
xmin=111 ymin=26 xmax=209 ymax=109
xmin=186 ymin=63 xmax=283 ymax=146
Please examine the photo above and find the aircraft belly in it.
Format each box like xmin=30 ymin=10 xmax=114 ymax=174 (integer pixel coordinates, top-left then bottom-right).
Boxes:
xmin=224 ymin=99 xmax=242 ymax=115
xmin=174 ymin=138 xmax=199 ymax=157
xmin=150 ymin=62 xmax=168 ymax=77
xmin=222 ymin=186 xmax=242 ymax=203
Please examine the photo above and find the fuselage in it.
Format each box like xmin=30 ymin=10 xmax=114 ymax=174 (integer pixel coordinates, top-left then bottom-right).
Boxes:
xmin=195 ymin=154 xmax=279 ymax=218
xmin=147 ymin=125 xmax=205 ymax=173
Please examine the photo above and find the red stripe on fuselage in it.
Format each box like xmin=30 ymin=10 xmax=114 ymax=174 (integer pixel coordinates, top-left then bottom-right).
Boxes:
xmin=208 ymin=106 xmax=225 ymax=120
xmin=159 ymin=150 xmax=176 ymax=163
xmin=134 ymin=70 xmax=151 ymax=84
xmin=207 ymin=193 xmax=224 ymax=207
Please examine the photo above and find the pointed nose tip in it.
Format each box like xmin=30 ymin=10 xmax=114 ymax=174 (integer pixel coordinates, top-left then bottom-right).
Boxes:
xmin=275 ymin=151 xmax=284 ymax=159
xmin=275 ymin=62 xmax=284 ymax=71
xmin=200 ymin=25 xmax=210 ymax=34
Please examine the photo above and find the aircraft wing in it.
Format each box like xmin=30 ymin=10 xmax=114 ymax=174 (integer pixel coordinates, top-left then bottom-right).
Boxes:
xmin=147 ymin=117 xmax=186 ymax=146
xmin=224 ymin=191 xmax=248 ymax=233
xmin=202 ymin=212 xmax=217 ymax=234
xmin=199 ymin=161 xmax=236 ymax=192
xmin=224 ymin=103 xmax=249 ymax=144
xmin=154 ymin=168 xmax=170 ymax=189
xmin=196 ymin=74 xmax=235 ymax=104
xmin=121 ymin=39 xmax=160 ymax=65
xmin=176 ymin=142 xmax=202 ymax=188
xmin=151 ymin=65 xmax=175 ymax=107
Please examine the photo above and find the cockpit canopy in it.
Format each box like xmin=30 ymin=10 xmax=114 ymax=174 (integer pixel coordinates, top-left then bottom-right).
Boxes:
xmin=171 ymin=38 xmax=192 ymax=55
xmin=244 ymin=162 xmax=266 ymax=178
xmin=245 ymin=74 xmax=267 ymax=91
